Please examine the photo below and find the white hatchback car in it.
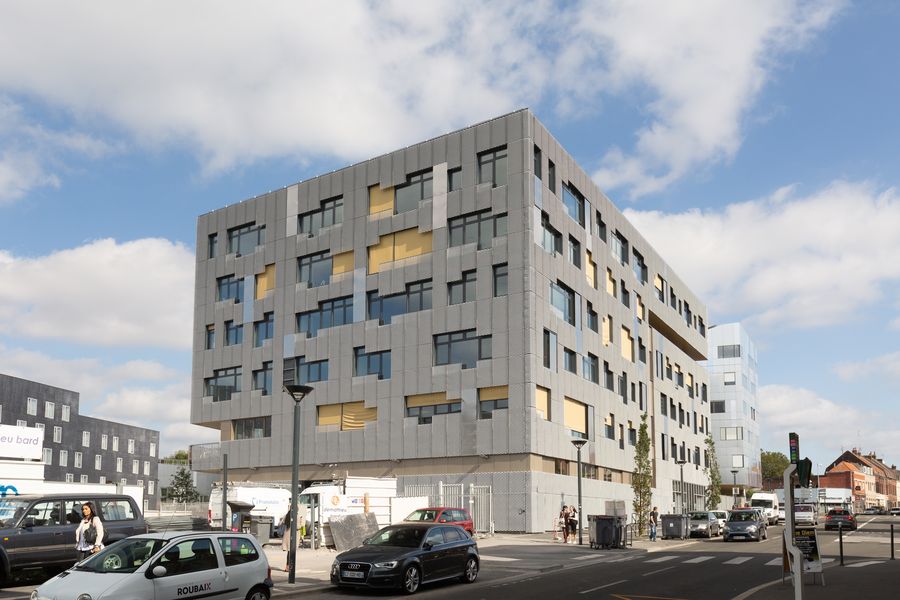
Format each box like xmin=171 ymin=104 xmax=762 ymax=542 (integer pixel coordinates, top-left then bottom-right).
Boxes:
xmin=32 ymin=532 xmax=272 ymax=600
xmin=794 ymin=503 xmax=817 ymax=526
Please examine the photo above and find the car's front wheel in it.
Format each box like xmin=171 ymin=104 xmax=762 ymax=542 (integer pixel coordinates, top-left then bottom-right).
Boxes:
xmin=461 ymin=557 xmax=478 ymax=583
xmin=402 ymin=565 xmax=421 ymax=594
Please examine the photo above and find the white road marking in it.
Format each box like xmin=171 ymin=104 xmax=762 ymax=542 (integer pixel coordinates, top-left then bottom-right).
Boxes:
xmin=479 ymin=555 xmax=519 ymax=562
xmin=573 ymin=554 xmax=601 ymax=560
xmin=645 ymin=555 xmax=678 ymax=563
xmin=579 ymin=579 xmax=628 ymax=594
xmin=683 ymin=555 xmax=714 ymax=563
xmin=846 ymin=560 xmax=885 ymax=568
xmin=647 ymin=540 xmax=695 ymax=553
xmin=643 ymin=566 xmax=676 ymax=576
xmin=723 ymin=556 xmax=754 ymax=565
xmin=765 ymin=558 xmax=782 ymax=566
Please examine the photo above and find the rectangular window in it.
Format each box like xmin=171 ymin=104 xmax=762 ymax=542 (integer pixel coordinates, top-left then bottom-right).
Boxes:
xmin=26 ymin=397 xmax=38 ymax=415
xmin=548 ymin=160 xmax=556 ymax=193
xmin=660 ymin=393 xmax=668 ymax=416
xmin=583 ymin=353 xmax=599 ymax=384
xmin=144 ymin=461 xmax=150 ymax=476
xmin=116 ymin=457 xmax=123 ymax=472
xmin=448 ymin=167 xmax=462 ymax=192
xmin=549 ymin=281 xmax=576 ymax=325
xmin=16 ymin=419 xmax=26 ymax=427
xmin=216 ymin=275 xmax=244 ymax=303
xmin=95 ymin=455 xmax=102 ymax=470
xmin=477 ymin=146 xmax=507 ymax=188
xmin=564 ymin=397 xmax=588 ymax=439
xmin=367 ymin=279 xmax=432 ymax=324
xmin=288 ymin=357 xmax=328 ymax=384
xmin=296 ymin=295 xmax=353 ymax=337
xmin=568 ymin=236 xmax=582 ymax=269
xmin=542 ymin=329 xmax=556 ymax=370
xmin=596 ymin=211 xmax=607 ymax=242
xmin=448 ymin=209 xmax=507 ymax=250
xmin=298 ymin=195 xmax=343 ymax=236
xmin=80 ymin=475 xmax=88 ymax=484
xmin=82 ymin=431 xmax=90 ymax=447
xmin=562 ymin=183 xmax=585 ymax=227
xmin=732 ymin=455 xmax=745 ymax=468
xmin=252 ymin=361 xmax=273 ymax=395
xmin=723 ymin=371 xmax=736 ymax=385
xmin=604 ymin=414 xmax=615 ymax=440
xmin=132 ymin=460 xmax=139 ymax=474
xmin=74 ymin=451 xmax=83 ymax=468
xmin=227 ymin=222 xmax=265 ymax=255
xmin=611 ymin=231 xmax=629 ymax=265
xmin=128 ymin=439 xmax=135 ymax=454
xmin=148 ymin=481 xmax=155 ymax=495
xmin=720 ymin=427 xmax=745 ymax=440
xmin=112 ymin=436 xmax=119 ymax=452
xmin=44 ymin=401 xmax=55 ymax=419
xmin=620 ymin=281 xmax=630 ymax=308
xmin=632 ymin=249 xmax=648 ymax=283
xmin=61 ymin=404 xmax=70 ymax=422
xmin=661 ymin=434 xmax=668 ymax=460
xmin=208 ymin=233 xmax=218 ymax=259
xmin=224 ymin=320 xmax=243 ymax=346
xmin=150 ymin=442 xmax=156 ymax=457
xmin=586 ymin=303 xmax=598 ymax=332
xmin=205 ymin=366 xmax=242 ymax=402
xmin=539 ymin=212 xmax=562 ymax=255
xmin=53 ymin=426 xmax=62 ymax=443
xmin=316 ymin=401 xmax=377 ymax=430
xmin=604 ymin=361 xmax=614 ymax=391
xmin=493 ymin=263 xmax=508 ymax=297
xmin=434 ymin=329 xmax=491 ymax=369
xmin=254 ymin=312 xmax=274 ymax=347
xmin=298 ymin=250 xmax=332 ymax=287
xmin=448 ymin=270 xmax=477 ymax=305
xmin=620 ymin=326 xmax=634 ymax=362
xmin=563 ymin=348 xmax=577 ymax=374
xmin=205 ymin=324 xmax=215 ymax=349
xmin=586 ymin=250 xmax=598 ymax=289
xmin=628 ymin=424 xmax=637 ymax=446
xmin=101 ymin=434 xmax=108 ymax=450
xmin=354 ymin=347 xmax=391 ymax=380
xmin=717 ymin=344 xmax=741 ymax=358
xmin=535 ymin=385 xmax=550 ymax=420
xmin=59 ymin=450 xmax=68 ymax=467
xmin=405 ymin=393 xmax=462 ymax=425
xmin=479 ymin=386 xmax=509 ymax=419
xmin=533 ymin=146 xmax=542 ymax=179
xmin=395 ymin=169 xmax=433 ymax=213
xmin=42 ymin=447 xmax=52 ymax=465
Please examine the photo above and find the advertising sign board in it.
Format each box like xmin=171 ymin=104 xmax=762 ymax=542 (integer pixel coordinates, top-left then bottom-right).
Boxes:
xmin=0 ymin=424 xmax=44 ymax=460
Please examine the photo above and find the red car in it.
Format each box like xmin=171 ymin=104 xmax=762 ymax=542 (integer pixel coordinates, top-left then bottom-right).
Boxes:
xmin=404 ymin=507 xmax=474 ymax=535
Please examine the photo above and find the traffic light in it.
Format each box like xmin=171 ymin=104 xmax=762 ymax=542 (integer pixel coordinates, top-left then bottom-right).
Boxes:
xmin=797 ymin=457 xmax=813 ymax=488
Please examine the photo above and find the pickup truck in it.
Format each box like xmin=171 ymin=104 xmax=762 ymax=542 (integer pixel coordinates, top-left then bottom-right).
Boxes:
xmin=0 ymin=493 xmax=147 ymax=582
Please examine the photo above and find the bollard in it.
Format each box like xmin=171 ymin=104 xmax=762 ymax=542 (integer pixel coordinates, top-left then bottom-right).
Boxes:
xmin=892 ymin=523 xmax=895 ymax=560
xmin=839 ymin=523 xmax=844 ymax=566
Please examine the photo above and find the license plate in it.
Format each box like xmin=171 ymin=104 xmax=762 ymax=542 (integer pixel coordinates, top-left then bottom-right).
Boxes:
xmin=342 ymin=571 xmax=365 ymax=579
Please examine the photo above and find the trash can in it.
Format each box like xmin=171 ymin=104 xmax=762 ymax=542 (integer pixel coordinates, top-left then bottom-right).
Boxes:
xmin=588 ymin=515 xmax=624 ymax=549
xmin=250 ymin=515 xmax=273 ymax=545
xmin=660 ymin=514 xmax=689 ymax=540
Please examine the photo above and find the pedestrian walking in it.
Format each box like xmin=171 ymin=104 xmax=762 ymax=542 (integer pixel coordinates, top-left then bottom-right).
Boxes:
xmin=567 ymin=505 xmax=578 ymax=543
xmin=74 ymin=501 xmax=104 ymax=561
xmin=649 ymin=506 xmax=659 ymax=541
xmin=558 ymin=506 xmax=570 ymax=543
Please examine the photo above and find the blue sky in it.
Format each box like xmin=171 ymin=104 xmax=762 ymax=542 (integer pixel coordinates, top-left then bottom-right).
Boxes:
xmin=1 ymin=0 xmax=898 ymax=470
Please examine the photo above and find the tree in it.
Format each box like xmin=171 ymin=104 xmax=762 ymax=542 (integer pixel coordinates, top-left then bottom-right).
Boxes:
xmin=631 ymin=412 xmax=653 ymax=535
xmin=166 ymin=449 xmax=190 ymax=461
xmin=703 ymin=435 xmax=722 ymax=510
xmin=168 ymin=466 xmax=200 ymax=502
xmin=761 ymin=451 xmax=790 ymax=480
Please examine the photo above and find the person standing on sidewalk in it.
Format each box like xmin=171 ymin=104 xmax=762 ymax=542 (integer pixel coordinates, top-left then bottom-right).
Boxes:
xmin=649 ymin=506 xmax=659 ymax=541
xmin=558 ymin=506 xmax=570 ymax=543
xmin=567 ymin=505 xmax=578 ymax=544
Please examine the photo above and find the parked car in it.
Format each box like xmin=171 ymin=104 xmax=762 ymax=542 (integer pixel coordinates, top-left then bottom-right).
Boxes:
xmin=331 ymin=523 xmax=479 ymax=594
xmin=890 ymin=507 xmax=900 ymax=516
xmin=824 ymin=508 xmax=857 ymax=530
xmin=34 ymin=531 xmax=272 ymax=600
xmin=712 ymin=510 xmax=728 ymax=531
xmin=688 ymin=511 xmax=721 ymax=538
xmin=862 ymin=507 xmax=879 ymax=515
xmin=404 ymin=507 xmax=474 ymax=536
xmin=794 ymin=504 xmax=817 ymax=526
xmin=778 ymin=506 xmax=786 ymax=523
xmin=723 ymin=509 xmax=768 ymax=542
xmin=0 ymin=493 xmax=145 ymax=583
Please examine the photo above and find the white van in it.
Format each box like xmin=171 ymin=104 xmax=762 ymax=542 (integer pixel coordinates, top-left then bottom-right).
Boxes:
xmin=208 ymin=484 xmax=292 ymax=531
xmin=749 ymin=492 xmax=779 ymax=525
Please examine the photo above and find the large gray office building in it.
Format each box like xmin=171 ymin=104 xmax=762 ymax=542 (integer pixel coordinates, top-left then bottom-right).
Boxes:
xmin=190 ymin=110 xmax=712 ymax=531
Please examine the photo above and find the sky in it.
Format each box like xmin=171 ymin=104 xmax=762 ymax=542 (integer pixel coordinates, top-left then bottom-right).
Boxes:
xmin=1 ymin=0 xmax=898 ymax=472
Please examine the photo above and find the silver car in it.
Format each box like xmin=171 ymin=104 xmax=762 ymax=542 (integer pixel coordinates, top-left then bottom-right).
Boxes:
xmin=723 ymin=509 xmax=768 ymax=542
xmin=32 ymin=532 xmax=272 ymax=600
xmin=689 ymin=511 xmax=721 ymax=538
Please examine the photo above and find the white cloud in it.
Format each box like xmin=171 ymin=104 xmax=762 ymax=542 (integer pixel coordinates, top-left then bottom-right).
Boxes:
xmin=0 ymin=1 xmax=840 ymax=199
xmin=0 ymin=238 xmax=194 ymax=349
xmin=625 ymin=180 xmax=900 ymax=329
xmin=834 ymin=351 xmax=900 ymax=382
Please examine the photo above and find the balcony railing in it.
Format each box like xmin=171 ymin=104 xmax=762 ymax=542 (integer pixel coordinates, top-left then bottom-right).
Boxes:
xmin=190 ymin=442 xmax=222 ymax=471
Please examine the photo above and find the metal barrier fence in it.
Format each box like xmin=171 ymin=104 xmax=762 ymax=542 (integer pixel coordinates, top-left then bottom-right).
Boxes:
xmin=401 ymin=482 xmax=494 ymax=535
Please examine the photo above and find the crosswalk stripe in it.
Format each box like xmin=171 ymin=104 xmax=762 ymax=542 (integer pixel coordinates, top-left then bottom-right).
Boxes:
xmin=766 ymin=558 xmax=782 ymax=565
xmin=480 ymin=555 xmax=519 ymax=562
xmin=683 ymin=556 xmax=714 ymax=563
xmin=645 ymin=555 xmax=678 ymax=563
xmin=846 ymin=560 xmax=885 ymax=568
xmin=723 ymin=556 xmax=754 ymax=565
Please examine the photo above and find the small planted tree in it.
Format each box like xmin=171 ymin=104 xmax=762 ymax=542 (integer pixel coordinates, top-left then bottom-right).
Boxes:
xmin=631 ymin=412 xmax=653 ymax=535
xmin=169 ymin=466 xmax=200 ymax=503
xmin=704 ymin=434 xmax=722 ymax=510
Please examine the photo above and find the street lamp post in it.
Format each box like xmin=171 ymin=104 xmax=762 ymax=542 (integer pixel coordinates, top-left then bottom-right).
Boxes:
xmin=572 ymin=438 xmax=588 ymax=545
xmin=731 ymin=469 xmax=739 ymax=509
xmin=676 ymin=459 xmax=687 ymax=514
xmin=284 ymin=384 xmax=314 ymax=584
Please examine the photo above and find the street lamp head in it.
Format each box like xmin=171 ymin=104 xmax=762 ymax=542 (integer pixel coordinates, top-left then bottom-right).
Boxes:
xmin=675 ymin=459 xmax=686 ymax=466
xmin=731 ymin=469 xmax=738 ymax=474
xmin=571 ymin=438 xmax=588 ymax=450
xmin=283 ymin=384 xmax=314 ymax=402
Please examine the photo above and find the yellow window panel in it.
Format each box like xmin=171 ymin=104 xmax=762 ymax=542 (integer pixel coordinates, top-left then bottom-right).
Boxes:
xmin=341 ymin=401 xmax=377 ymax=431
xmin=406 ymin=392 xmax=449 ymax=408
xmin=585 ymin=250 xmax=596 ymax=289
xmin=687 ymin=373 xmax=694 ymax=389
xmin=255 ymin=263 xmax=276 ymax=300
xmin=564 ymin=397 xmax=587 ymax=434
xmin=606 ymin=269 xmax=616 ymax=297
xmin=654 ymin=274 xmax=663 ymax=292
xmin=332 ymin=250 xmax=354 ymax=275
xmin=394 ymin=228 xmax=432 ymax=260
xmin=535 ymin=385 xmax=550 ymax=420
xmin=620 ymin=326 xmax=634 ymax=362
xmin=603 ymin=316 xmax=612 ymax=346
xmin=369 ymin=184 xmax=394 ymax=215
xmin=367 ymin=234 xmax=395 ymax=274
xmin=636 ymin=294 xmax=645 ymax=320
xmin=479 ymin=386 xmax=508 ymax=401
xmin=317 ymin=404 xmax=341 ymax=427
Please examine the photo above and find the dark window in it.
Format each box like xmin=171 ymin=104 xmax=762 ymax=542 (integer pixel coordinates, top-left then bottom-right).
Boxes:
xmin=234 ymin=416 xmax=271 ymax=439
xmin=208 ymin=233 xmax=218 ymax=259
xmin=612 ymin=231 xmax=629 ymax=265
xmin=434 ymin=329 xmax=491 ymax=368
xmin=586 ymin=303 xmax=598 ymax=332
xmin=254 ymin=312 xmax=274 ymax=347
xmin=477 ymin=146 xmax=507 ymax=188
xmin=620 ymin=281 xmax=630 ymax=308
xmin=252 ymin=362 xmax=272 ymax=395
xmin=448 ymin=210 xmax=507 ymax=250
xmin=296 ymin=296 xmax=352 ymax=337
xmin=205 ymin=367 xmax=241 ymax=402
xmin=493 ymin=263 xmax=508 ymax=297
xmin=543 ymin=329 xmax=555 ymax=369
xmin=395 ymin=169 xmax=433 ymax=213
xmin=219 ymin=537 xmax=259 ymax=566
xmin=299 ymin=196 xmax=343 ymax=236
xmin=224 ymin=320 xmax=243 ymax=346
xmin=549 ymin=281 xmax=575 ymax=325
xmin=448 ymin=167 xmax=462 ymax=192
xmin=297 ymin=358 xmax=328 ymax=384
xmin=628 ymin=427 xmax=637 ymax=446
xmin=448 ymin=270 xmax=477 ymax=305
xmin=632 ymin=249 xmax=648 ymax=283
xmin=717 ymin=344 xmax=741 ymax=359
xmin=367 ymin=280 xmax=432 ymax=325
xmin=604 ymin=361 xmax=614 ymax=391
xmin=406 ymin=401 xmax=462 ymax=425
xmin=596 ymin=211 xmax=607 ymax=242
xmin=159 ymin=539 xmax=219 ymax=575
xmin=539 ymin=212 xmax=562 ymax=255
xmin=216 ymin=275 xmax=244 ymax=303
xmin=298 ymin=251 xmax=332 ymax=287
xmin=638 ymin=338 xmax=647 ymax=364
xmin=710 ymin=401 xmax=725 ymax=413
xmin=568 ymin=236 xmax=582 ymax=269
xmin=205 ymin=325 xmax=215 ymax=350
xmin=227 ymin=222 xmax=265 ymax=255
xmin=660 ymin=393 xmax=668 ymax=416
xmin=618 ymin=372 xmax=628 ymax=404
xmin=583 ymin=353 xmax=599 ymax=384
xmin=479 ymin=396 xmax=509 ymax=419
xmin=562 ymin=183 xmax=585 ymax=227
xmin=354 ymin=347 xmax=391 ymax=380
xmin=533 ymin=146 xmax=542 ymax=179
xmin=563 ymin=348 xmax=577 ymax=373
xmin=548 ymin=160 xmax=556 ymax=193
xmin=605 ymin=416 xmax=615 ymax=440
xmin=661 ymin=434 xmax=668 ymax=460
